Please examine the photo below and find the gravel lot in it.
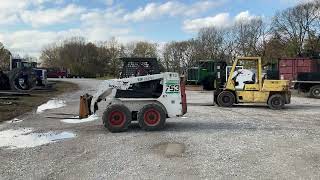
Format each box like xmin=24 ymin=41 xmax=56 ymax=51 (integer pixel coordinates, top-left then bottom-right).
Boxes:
xmin=1 ymin=78 xmax=320 ymax=179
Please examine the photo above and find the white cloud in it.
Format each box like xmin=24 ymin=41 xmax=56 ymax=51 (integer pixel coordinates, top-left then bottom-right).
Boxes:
xmin=183 ymin=13 xmax=231 ymax=32
xmin=0 ymin=26 xmax=142 ymax=58
xmin=0 ymin=29 xmax=81 ymax=57
xmin=79 ymin=7 xmax=134 ymax=42
xmin=0 ymin=13 xmax=20 ymax=25
xmin=123 ymin=0 xmax=225 ymax=22
xmin=0 ymin=0 xmax=229 ymax=58
xmin=234 ymin=11 xmax=260 ymax=23
xmin=80 ymin=7 xmax=126 ymax=26
xmin=183 ymin=11 xmax=261 ymax=33
xmin=21 ymin=4 xmax=85 ymax=27
xmin=0 ymin=0 xmax=28 ymax=24
xmin=0 ymin=2 xmax=146 ymax=58
xmin=0 ymin=0 xmax=70 ymax=26
xmin=105 ymin=0 xmax=114 ymax=6
xmin=0 ymin=0 xmax=29 ymax=10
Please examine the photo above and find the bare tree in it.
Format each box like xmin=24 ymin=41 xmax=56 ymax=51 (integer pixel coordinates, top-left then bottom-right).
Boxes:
xmin=163 ymin=40 xmax=197 ymax=73
xmin=104 ymin=37 xmax=122 ymax=76
xmin=40 ymin=43 xmax=61 ymax=68
xmin=195 ymin=27 xmax=225 ymax=60
xmin=272 ymin=1 xmax=320 ymax=55
xmin=123 ymin=41 xmax=158 ymax=58
xmin=233 ymin=18 xmax=266 ymax=57
xmin=0 ymin=42 xmax=11 ymax=71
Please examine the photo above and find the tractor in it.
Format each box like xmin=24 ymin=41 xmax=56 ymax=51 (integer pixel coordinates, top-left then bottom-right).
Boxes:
xmin=0 ymin=57 xmax=47 ymax=92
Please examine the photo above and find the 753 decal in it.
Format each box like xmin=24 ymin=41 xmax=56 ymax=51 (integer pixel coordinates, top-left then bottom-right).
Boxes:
xmin=165 ymin=84 xmax=180 ymax=93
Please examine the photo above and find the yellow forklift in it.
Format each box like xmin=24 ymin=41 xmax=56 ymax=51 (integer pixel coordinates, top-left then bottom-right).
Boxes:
xmin=214 ymin=57 xmax=291 ymax=110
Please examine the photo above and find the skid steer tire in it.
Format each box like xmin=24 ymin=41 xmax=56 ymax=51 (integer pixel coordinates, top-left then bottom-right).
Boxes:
xmin=103 ymin=104 xmax=131 ymax=133
xmin=310 ymin=85 xmax=320 ymax=99
xmin=268 ymin=94 xmax=285 ymax=110
xmin=217 ymin=91 xmax=235 ymax=107
xmin=138 ymin=104 xmax=166 ymax=131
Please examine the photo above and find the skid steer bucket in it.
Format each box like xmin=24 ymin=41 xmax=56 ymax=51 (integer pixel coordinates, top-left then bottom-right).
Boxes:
xmin=79 ymin=94 xmax=93 ymax=119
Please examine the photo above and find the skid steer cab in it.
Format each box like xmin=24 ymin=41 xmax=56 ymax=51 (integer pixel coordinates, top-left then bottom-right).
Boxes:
xmin=214 ymin=57 xmax=291 ymax=110
xmin=80 ymin=72 xmax=187 ymax=132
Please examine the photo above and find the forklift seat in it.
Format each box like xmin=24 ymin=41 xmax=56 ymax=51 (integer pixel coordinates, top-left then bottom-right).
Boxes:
xmin=243 ymin=81 xmax=255 ymax=84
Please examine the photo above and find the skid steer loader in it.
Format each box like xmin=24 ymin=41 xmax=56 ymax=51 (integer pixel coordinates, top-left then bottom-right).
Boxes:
xmin=80 ymin=58 xmax=187 ymax=132
xmin=214 ymin=57 xmax=291 ymax=110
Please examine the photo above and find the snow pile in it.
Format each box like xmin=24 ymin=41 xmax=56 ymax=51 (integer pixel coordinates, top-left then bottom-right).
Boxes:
xmin=37 ymin=99 xmax=66 ymax=114
xmin=0 ymin=128 xmax=75 ymax=149
xmin=61 ymin=114 xmax=99 ymax=124
xmin=7 ymin=118 xmax=23 ymax=123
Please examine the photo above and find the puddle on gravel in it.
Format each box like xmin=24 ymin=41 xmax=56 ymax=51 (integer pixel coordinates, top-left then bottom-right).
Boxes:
xmin=61 ymin=114 xmax=99 ymax=124
xmin=153 ymin=142 xmax=186 ymax=157
xmin=37 ymin=99 xmax=66 ymax=114
xmin=0 ymin=128 xmax=75 ymax=149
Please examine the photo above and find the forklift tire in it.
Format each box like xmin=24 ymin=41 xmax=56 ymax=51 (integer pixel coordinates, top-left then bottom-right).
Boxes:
xmin=310 ymin=85 xmax=320 ymax=99
xmin=138 ymin=104 xmax=166 ymax=131
xmin=217 ymin=91 xmax=235 ymax=107
xmin=267 ymin=94 xmax=285 ymax=110
xmin=102 ymin=104 xmax=131 ymax=133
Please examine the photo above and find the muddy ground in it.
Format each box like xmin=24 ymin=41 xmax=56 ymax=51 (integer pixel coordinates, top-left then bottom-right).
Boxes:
xmin=0 ymin=78 xmax=320 ymax=179
xmin=0 ymin=81 xmax=78 ymax=122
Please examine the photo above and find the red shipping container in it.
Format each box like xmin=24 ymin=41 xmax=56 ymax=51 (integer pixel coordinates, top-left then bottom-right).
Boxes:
xmin=297 ymin=59 xmax=312 ymax=67
xmin=279 ymin=60 xmax=289 ymax=67
xmin=278 ymin=58 xmax=318 ymax=81
xmin=297 ymin=66 xmax=313 ymax=72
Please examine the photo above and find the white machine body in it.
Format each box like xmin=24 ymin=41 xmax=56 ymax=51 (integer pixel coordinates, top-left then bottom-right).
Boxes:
xmin=91 ymin=72 xmax=186 ymax=117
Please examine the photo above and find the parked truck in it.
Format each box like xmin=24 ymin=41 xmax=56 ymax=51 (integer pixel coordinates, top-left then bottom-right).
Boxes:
xmin=293 ymin=72 xmax=320 ymax=98
xmin=187 ymin=60 xmax=227 ymax=90
xmin=278 ymin=57 xmax=320 ymax=98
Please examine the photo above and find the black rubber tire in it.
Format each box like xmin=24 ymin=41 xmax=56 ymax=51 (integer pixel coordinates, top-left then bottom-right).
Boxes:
xmin=268 ymin=94 xmax=285 ymax=110
xmin=102 ymin=104 xmax=131 ymax=133
xmin=8 ymin=68 xmax=37 ymax=92
xmin=217 ymin=91 xmax=235 ymax=107
xmin=310 ymin=85 xmax=320 ymax=99
xmin=138 ymin=104 xmax=166 ymax=131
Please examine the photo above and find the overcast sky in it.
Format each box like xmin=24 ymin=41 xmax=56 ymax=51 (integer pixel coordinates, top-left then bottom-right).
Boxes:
xmin=0 ymin=0 xmax=309 ymax=58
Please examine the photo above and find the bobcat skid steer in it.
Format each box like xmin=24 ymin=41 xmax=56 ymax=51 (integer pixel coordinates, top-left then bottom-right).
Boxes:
xmin=80 ymin=58 xmax=187 ymax=132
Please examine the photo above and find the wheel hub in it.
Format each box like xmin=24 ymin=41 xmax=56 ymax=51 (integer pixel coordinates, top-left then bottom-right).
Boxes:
xmin=313 ymin=89 xmax=320 ymax=96
xmin=109 ymin=111 xmax=125 ymax=126
xmin=273 ymin=99 xmax=280 ymax=106
xmin=222 ymin=96 xmax=230 ymax=103
xmin=144 ymin=109 xmax=160 ymax=126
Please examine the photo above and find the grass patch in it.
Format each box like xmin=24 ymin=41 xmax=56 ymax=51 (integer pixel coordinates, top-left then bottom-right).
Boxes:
xmin=0 ymin=81 xmax=78 ymax=122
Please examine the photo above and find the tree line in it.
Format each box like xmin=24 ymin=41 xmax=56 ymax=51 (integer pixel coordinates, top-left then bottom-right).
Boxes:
xmin=1 ymin=0 xmax=319 ymax=77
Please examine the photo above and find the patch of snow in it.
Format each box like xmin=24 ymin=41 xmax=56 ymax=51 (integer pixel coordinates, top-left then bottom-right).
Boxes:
xmin=0 ymin=128 xmax=75 ymax=149
xmin=37 ymin=99 xmax=66 ymax=114
xmin=181 ymin=117 xmax=188 ymax=119
xmin=0 ymin=123 xmax=5 ymax=129
xmin=61 ymin=114 xmax=99 ymax=124
xmin=7 ymin=118 xmax=23 ymax=124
